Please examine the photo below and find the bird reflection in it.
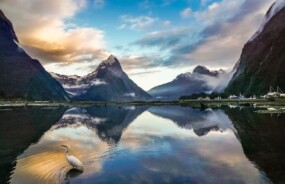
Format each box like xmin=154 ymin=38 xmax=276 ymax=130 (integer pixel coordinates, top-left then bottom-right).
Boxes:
xmin=65 ymin=168 xmax=83 ymax=184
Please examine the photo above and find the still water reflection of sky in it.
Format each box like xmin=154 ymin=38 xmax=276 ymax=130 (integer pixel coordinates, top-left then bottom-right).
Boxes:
xmin=9 ymin=106 xmax=269 ymax=184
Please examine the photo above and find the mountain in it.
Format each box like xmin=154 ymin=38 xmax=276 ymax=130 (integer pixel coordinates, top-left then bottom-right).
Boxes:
xmin=148 ymin=106 xmax=236 ymax=137
xmin=192 ymin=65 xmax=221 ymax=77
xmin=0 ymin=10 xmax=69 ymax=101
xmin=50 ymin=73 xmax=81 ymax=86
xmin=225 ymin=1 xmax=285 ymax=96
xmin=53 ymin=55 xmax=152 ymax=101
xmin=50 ymin=72 xmax=85 ymax=97
xmin=148 ymin=66 xmax=226 ymax=100
xmin=53 ymin=106 xmax=148 ymax=144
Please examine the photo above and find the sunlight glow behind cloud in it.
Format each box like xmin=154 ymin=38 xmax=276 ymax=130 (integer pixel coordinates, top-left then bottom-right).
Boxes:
xmin=0 ymin=0 xmax=110 ymax=69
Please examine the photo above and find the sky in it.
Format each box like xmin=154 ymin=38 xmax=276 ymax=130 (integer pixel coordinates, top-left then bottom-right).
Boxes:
xmin=0 ymin=0 xmax=275 ymax=90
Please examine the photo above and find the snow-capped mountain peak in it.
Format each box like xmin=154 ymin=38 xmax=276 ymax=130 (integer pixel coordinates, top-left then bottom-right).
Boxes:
xmin=50 ymin=72 xmax=81 ymax=82
xmin=193 ymin=65 xmax=219 ymax=77
xmin=175 ymin=66 xmax=223 ymax=81
xmin=50 ymin=55 xmax=152 ymax=101
xmin=175 ymin=72 xmax=193 ymax=80
xmin=99 ymin=54 xmax=122 ymax=69
xmin=82 ymin=54 xmax=123 ymax=81
xmin=96 ymin=54 xmax=124 ymax=78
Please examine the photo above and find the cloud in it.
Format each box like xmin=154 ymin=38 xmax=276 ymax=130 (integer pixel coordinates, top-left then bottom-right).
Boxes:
xmin=129 ymin=70 xmax=160 ymax=76
xmin=0 ymin=0 xmax=276 ymax=77
xmin=180 ymin=8 xmax=192 ymax=19
xmin=22 ymin=28 xmax=109 ymax=64
xmin=132 ymin=0 xmax=274 ymax=70
xmin=162 ymin=20 xmax=171 ymax=27
xmin=119 ymin=15 xmax=158 ymax=30
xmin=200 ymin=0 xmax=215 ymax=6
xmin=162 ymin=0 xmax=174 ymax=6
xmin=119 ymin=55 xmax=160 ymax=70
xmin=139 ymin=0 xmax=175 ymax=9
xmin=175 ymin=0 xmax=274 ymax=68
xmin=94 ymin=0 xmax=105 ymax=8
xmin=139 ymin=0 xmax=153 ymax=9
xmin=0 ymin=0 xmax=110 ymax=66
xmin=133 ymin=0 xmax=274 ymax=71
xmin=133 ymin=27 xmax=192 ymax=50
xmin=194 ymin=0 xmax=244 ymax=25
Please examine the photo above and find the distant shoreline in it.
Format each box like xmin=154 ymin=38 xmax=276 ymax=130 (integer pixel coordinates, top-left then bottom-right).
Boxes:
xmin=0 ymin=99 xmax=285 ymax=108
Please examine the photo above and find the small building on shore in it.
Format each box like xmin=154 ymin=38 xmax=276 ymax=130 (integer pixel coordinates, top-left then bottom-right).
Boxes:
xmin=228 ymin=94 xmax=244 ymax=100
xmin=265 ymin=86 xmax=285 ymax=98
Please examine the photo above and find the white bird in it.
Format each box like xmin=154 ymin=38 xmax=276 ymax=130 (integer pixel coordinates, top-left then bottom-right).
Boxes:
xmin=61 ymin=145 xmax=84 ymax=171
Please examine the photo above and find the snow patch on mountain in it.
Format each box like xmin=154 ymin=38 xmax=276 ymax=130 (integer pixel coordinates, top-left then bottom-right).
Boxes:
xmin=91 ymin=79 xmax=108 ymax=86
xmin=175 ymin=72 xmax=193 ymax=80
xmin=50 ymin=72 xmax=81 ymax=82
xmin=13 ymin=39 xmax=24 ymax=52
xmin=63 ymin=84 xmax=89 ymax=89
xmin=101 ymin=55 xmax=118 ymax=65
xmin=124 ymin=92 xmax=136 ymax=97
xmin=61 ymin=108 xmax=107 ymax=124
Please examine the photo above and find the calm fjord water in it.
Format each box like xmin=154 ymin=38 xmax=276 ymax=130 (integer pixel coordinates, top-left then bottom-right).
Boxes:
xmin=0 ymin=105 xmax=284 ymax=184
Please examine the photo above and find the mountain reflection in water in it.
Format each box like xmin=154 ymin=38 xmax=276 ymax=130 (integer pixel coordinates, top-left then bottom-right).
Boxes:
xmin=148 ymin=106 xmax=237 ymax=136
xmin=0 ymin=107 xmax=66 ymax=183
xmin=225 ymin=107 xmax=285 ymax=183
xmin=1 ymin=105 xmax=283 ymax=183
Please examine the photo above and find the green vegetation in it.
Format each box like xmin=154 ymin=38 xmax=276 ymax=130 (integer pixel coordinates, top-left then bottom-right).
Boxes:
xmin=1 ymin=98 xmax=285 ymax=108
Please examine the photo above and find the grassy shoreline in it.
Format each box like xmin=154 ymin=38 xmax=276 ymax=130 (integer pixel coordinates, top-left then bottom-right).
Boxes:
xmin=0 ymin=99 xmax=285 ymax=108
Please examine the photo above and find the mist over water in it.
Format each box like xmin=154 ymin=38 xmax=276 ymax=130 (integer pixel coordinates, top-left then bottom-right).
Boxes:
xmin=1 ymin=105 xmax=284 ymax=183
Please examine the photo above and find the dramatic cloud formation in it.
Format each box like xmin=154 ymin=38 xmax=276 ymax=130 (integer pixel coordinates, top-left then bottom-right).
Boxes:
xmin=134 ymin=0 xmax=274 ymax=69
xmin=0 ymin=0 xmax=109 ymax=68
xmin=176 ymin=0 xmax=274 ymax=68
xmin=194 ymin=0 xmax=243 ymax=25
xmin=119 ymin=55 xmax=162 ymax=70
xmin=133 ymin=27 xmax=192 ymax=50
xmin=0 ymin=0 xmax=276 ymax=89
xmin=180 ymin=8 xmax=192 ymax=19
